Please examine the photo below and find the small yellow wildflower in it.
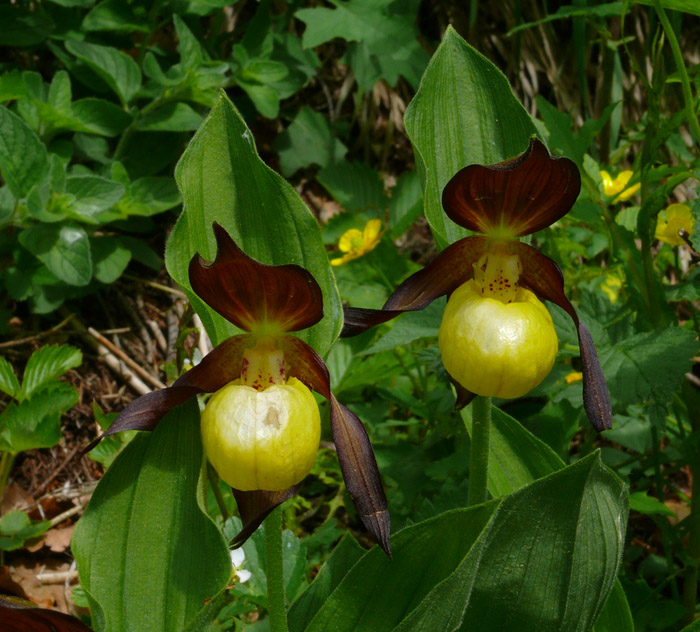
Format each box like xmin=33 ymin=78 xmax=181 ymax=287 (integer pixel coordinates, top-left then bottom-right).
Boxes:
xmin=565 ymin=372 xmax=583 ymax=385
xmin=600 ymin=274 xmax=622 ymax=304
xmin=655 ymin=203 xmax=694 ymax=247
xmin=330 ymin=219 xmax=382 ymax=266
xmin=600 ymin=170 xmax=640 ymax=202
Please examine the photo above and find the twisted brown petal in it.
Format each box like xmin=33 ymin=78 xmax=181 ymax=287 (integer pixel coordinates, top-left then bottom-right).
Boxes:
xmin=279 ymin=335 xmax=391 ymax=556
xmin=231 ymin=485 xmax=301 ymax=548
xmin=442 ymin=138 xmax=581 ymax=237
xmin=341 ymin=236 xmax=488 ymax=337
xmin=512 ymin=241 xmax=612 ymax=431
xmin=189 ymin=223 xmax=324 ymax=332
xmin=86 ymin=335 xmax=249 ymax=451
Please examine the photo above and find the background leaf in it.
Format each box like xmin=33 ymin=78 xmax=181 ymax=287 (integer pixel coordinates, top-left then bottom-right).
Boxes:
xmin=0 ymin=356 xmax=21 ymax=399
xmin=22 ymin=343 xmax=82 ymax=399
xmin=72 ymin=399 xmax=231 ymax=632
xmin=0 ymin=106 xmax=50 ymax=198
xmin=404 ymin=26 xmax=537 ymax=248
xmin=168 ymin=91 xmax=342 ymax=354
xmin=19 ymin=223 xmax=92 ymax=286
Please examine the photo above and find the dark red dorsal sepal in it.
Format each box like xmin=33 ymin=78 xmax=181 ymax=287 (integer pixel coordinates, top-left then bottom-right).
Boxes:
xmin=442 ymin=138 xmax=581 ymax=238
xmin=189 ymin=223 xmax=324 ymax=333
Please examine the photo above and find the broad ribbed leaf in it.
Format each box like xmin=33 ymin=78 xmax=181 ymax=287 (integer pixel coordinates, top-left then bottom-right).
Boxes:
xmin=404 ymin=26 xmax=537 ymax=248
xmin=168 ymin=91 xmax=342 ymax=354
xmin=303 ymin=453 xmax=626 ymax=632
xmin=22 ymin=343 xmax=82 ymax=399
xmin=73 ymin=399 xmax=230 ymax=632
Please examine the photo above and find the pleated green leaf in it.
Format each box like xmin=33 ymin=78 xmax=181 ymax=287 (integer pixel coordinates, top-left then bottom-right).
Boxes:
xmin=303 ymin=452 xmax=626 ymax=632
xmin=72 ymin=400 xmax=230 ymax=632
xmin=463 ymin=402 xmax=632 ymax=632
xmin=167 ymin=91 xmax=342 ymax=353
xmin=404 ymin=26 xmax=537 ymax=248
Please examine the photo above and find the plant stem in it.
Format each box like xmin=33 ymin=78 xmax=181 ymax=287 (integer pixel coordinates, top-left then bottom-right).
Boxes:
xmin=653 ymin=0 xmax=700 ymax=145
xmin=207 ymin=463 xmax=230 ymax=522
xmin=467 ymin=396 xmax=491 ymax=507
xmin=264 ymin=506 xmax=289 ymax=632
xmin=0 ymin=451 xmax=15 ymax=503
xmin=682 ymin=380 xmax=700 ymax=625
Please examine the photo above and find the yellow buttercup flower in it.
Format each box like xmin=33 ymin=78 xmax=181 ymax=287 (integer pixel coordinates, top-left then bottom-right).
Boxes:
xmin=655 ymin=203 xmax=694 ymax=246
xmin=600 ymin=170 xmax=640 ymax=202
xmin=600 ymin=274 xmax=622 ymax=304
xmin=331 ymin=219 xmax=382 ymax=266
xmin=564 ymin=372 xmax=583 ymax=385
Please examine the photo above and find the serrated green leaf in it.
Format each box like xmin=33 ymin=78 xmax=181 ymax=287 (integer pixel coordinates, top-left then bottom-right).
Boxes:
xmin=19 ymin=223 xmax=93 ymax=286
xmin=0 ymin=106 xmax=50 ymax=198
xmin=168 ymin=92 xmax=342 ymax=354
xmin=0 ymin=357 xmax=21 ymax=399
xmin=599 ymin=326 xmax=699 ymax=410
xmin=73 ymin=399 xmax=231 ymax=632
xmin=273 ymin=106 xmax=347 ymax=177
xmin=0 ymin=381 xmax=78 ymax=454
xmin=404 ymin=27 xmax=537 ymax=248
xmin=22 ymin=343 xmax=82 ymax=398
xmin=65 ymin=40 xmax=141 ymax=105
xmin=295 ymin=0 xmax=428 ymax=88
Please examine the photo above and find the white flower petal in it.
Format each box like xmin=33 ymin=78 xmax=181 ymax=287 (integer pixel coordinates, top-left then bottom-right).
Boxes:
xmin=230 ymin=548 xmax=246 ymax=567
xmin=236 ymin=569 xmax=252 ymax=583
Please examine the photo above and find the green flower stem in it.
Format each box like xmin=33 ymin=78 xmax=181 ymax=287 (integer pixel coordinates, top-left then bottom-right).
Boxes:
xmin=653 ymin=0 xmax=700 ymax=145
xmin=265 ymin=506 xmax=289 ymax=632
xmin=467 ymin=396 xmax=491 ymax=507
xmin=0 ymin=451 xmax=15 ymax=502
xmin=207 ymin=463 xmax=230 ymax=522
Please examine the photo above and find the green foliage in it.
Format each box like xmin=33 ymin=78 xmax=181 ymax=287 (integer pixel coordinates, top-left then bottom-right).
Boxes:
xmin=0 ymin=510 xmax=51 ymax=551
xmin=0 ymin=344 xmax=81 ymax=457
xmin=72 ymin=399 xmax=231 ymax=632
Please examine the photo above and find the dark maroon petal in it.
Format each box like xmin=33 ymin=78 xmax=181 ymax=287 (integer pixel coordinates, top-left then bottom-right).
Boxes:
xmin=279 ymin=335 xmax=391 ymax=556
xmin=330 ymin=396 xmax=391 ymax=557
xmin=341 ymin=236 xmax=489 ymax=337
xmin=447 ymin=372 xmax=477 ymax=410
xmin=0 ymin=597 xmax=93 ymax=632
xmin=513 ymin=242 xmax=612 ymax=431
xmin=278 ymin=335 xmax=331 ymax=399
xmin=86 ymin=335 xmax=249 ymax=452
xmin=189 ymin=223 xmax=324 ymax=332
xmin=231 ymin=486 xmax=301 ymax=548
xmin=173 ymin=334 xmax=249 ymax=391
xmin=442 ymin=138 xmax=581 ymax=237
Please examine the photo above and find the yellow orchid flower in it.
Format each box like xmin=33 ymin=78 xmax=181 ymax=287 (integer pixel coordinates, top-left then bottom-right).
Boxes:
xmin=600 ymin=169 xmax=640 ymax=202
xmin=655 ymin=203 xmax=694 ymax=246
xmin=330 ymin=219 xmax=383 ymax=266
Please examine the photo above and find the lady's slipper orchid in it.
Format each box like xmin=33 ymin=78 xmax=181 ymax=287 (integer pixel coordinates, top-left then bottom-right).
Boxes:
xmin=600 ymin=169 xmax=640 ymax=202
xmin=342 ymin=139 xmax=612 ymax=432
xmin=655 ymin=203 xmax=694 ymax=246
xmin=331 ymin=219 xmax=383 ymax=266
xmin=89 ymin=224 xmax=390 ymax=555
